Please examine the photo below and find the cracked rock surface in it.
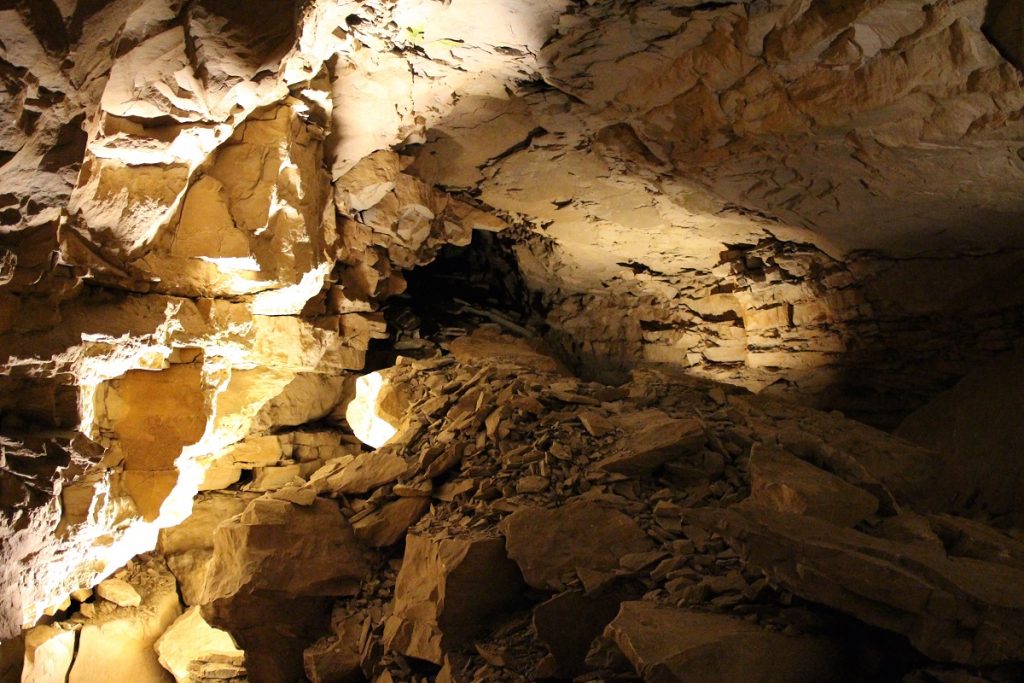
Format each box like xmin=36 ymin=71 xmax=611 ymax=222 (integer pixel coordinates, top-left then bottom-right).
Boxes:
xmin=0 ymin=0 xmax=1023 ymax=681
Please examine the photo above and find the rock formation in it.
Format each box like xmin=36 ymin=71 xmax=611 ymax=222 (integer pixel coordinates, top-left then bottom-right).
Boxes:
xmin=0 ymin=0 xmax=1023 ymax=682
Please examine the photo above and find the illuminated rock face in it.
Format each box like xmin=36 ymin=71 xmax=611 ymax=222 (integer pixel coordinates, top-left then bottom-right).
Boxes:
xmin=0 ymin=0 xmax=1022 ymax=681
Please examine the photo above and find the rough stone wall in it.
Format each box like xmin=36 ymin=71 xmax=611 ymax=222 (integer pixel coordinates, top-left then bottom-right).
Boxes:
xmin=523 ymin=235 xmax=1024 ymax=426
xmin=0 ymin=0 xmax=1022 ymax=643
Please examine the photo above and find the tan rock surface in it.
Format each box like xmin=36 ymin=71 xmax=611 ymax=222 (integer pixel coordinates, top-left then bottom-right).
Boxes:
xmin=200 ymin=495 xmax=373 ymax=682
xmin=1 ymin=2 xmax=1023 ymax=681
xmin=155 ymin=607 xmax=245 ymax=683
xmin=69 ymin=556 xmax=181 ymax=683
xmin=303 ymin=612 xmax=364 ymax=683
xmin=596 ymin=411 xmax=706 ymax=476
xmin=596 ymin=601 xmax=843 ymax=683
xmin=22 ymin=625 xmax=76 ymax=683
xmin=95 ymin=578 xmax=142 ymax=608
xmin=500 ymin=500 xmax=654 ymax=592
xmin=695 ymin=506 xmax=1024 ymax=666
xmin=747 ymin=444 xmax=879 ymax=527
xmin=384 ymin=533 xmax=525 ymax=664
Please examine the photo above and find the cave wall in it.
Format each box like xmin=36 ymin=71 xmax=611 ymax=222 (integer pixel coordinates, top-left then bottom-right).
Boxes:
xmin=0 ymin=0 xmax=1022 ymax=644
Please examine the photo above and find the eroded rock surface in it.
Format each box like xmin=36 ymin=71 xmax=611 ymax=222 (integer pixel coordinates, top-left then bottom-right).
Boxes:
xmin=1 ymin=0 xmax=1023 ymax=681
xmin=595 ymin=601 xmax=844 ymax=683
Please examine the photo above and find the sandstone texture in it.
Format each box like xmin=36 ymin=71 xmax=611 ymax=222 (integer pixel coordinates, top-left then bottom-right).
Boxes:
xmin=0 ymin=1 xmax=1022 ymax=682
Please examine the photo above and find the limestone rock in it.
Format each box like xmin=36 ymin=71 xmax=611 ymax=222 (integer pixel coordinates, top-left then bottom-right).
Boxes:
xmin=311 ymin=452 xmax=410 ymax=496
xmin=303 ymin=613 xmax=364 ymax=683
xmin=69 ymin=556 xmax=182 ymax=683
xmin=353 ymin=496 xmax=430 ymax=548
xmin=747 ymin=444 xmax=879 ymax=527
xmin=201 ymin=496 xmax=371 ymax=604
xmin=695 ymin=506 xmax=1024 ymax=666
xmin=533 ymin=583 xmax=641 ymax=679
xmin=95 ymin=578 xmax=142 ymax=608
xmin=384 ymin=533 xmax=525 ymax=664
xmin=448 ymin=328 xmax=568 ymax=376
xmin=158 ymin=493 xmax=254 ymax=606
xmin=596 ymin=411 xmax=706 ymax=476
xmin=595 ymin=602 xmax=843 ymax=683
xmin=22 ymin=625 xmax=75 ymax=683
xmin=500 ymin=500 xmax=654 ymax=592
xmin=155 ymin=607 xmax=245 ymax=683
xmin=200 ymin=496 xmax=373 ymax=682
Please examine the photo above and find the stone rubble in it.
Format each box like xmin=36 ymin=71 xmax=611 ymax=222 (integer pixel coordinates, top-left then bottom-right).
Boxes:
xmin=0 ymin=0 xmax=1022 ymax=681
xmin=14 ymin=326 xmax=1024 ymax=682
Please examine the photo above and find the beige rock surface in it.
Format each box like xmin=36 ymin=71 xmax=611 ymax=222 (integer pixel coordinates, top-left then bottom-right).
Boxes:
xmin=747 ymin=444 xmax=879 ymax=527
xmin=500 ymin=500 xmax=654 ymax=592
xmin=384 ymin=533 xmax=525 ymax=664
xmin=69 ymin=556 xmax=181 ymax=683
xmin=596 ymin=602 xmax=843 ymax=683
xmin=22 ymin=625 xmax=76 ymax=683
xmin=155 ymin=607 xmax=245 ymax=683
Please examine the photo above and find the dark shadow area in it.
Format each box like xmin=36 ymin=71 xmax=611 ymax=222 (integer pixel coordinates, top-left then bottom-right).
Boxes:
xmin=364 ymin=230 xmax=542 ymax=371
xmin=984 ymin=0 xmax=1024 ymax=70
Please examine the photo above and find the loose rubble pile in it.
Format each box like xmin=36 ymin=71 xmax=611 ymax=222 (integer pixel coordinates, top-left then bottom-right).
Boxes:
xmin=15 ymin=327 xmax=1024 ymax=683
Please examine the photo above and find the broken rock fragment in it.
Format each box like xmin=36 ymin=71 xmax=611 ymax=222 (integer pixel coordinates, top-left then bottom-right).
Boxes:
xmin=747 ymin=444 xmax=879 ymax=527
xmin=500 ymin=499 xmax=654 ymax=592
xmin=155 ymin=606 xmax=245 ymax=683
xmin=352 ymin=496 xmax=431 ymax=548
xmin=200 ymin=495 xmax=373 ymax=682
xmin=595 ymin=601 xmax=843 ymax=683
xmin=22 ymin=624 xmax=76 ymax=683
xmin=311 ymin=450 xmax=409 ymax=495
xmin=596 ymin=410 xmax=705 ymax=476
xmin=384 ymin=532 xmax=525 ymax=664
xmin=69 ymin=556 xmax=182 ymax=683
xmin=697 ymin=506 xmax=1024 ymax=666
xmin=95 ymin=577 xmax=142 ymax=607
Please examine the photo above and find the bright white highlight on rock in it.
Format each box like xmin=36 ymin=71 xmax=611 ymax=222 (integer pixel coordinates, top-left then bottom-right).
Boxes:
xmin=347 ymin=371 xmax=399 ymax=448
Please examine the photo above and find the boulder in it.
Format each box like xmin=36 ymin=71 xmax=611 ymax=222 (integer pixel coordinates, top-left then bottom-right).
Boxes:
xmin=303 ymin=613 xmax=365 ymax=683
xmin=533 ymin=582 xmax=642 ymax=678
xmin=311 ymin=452 xmax=410 ymax=496
xmin=695 ymin=506 xmax=1024 ymax=666
xmin=596 ymin=411 xmax=705 ymax=476
xmin=158 ymin=493 xmax=254 ymax=606
xmin=200 ymin=496 xmax=373 ymax=683
xmin=594 ymin=602 xmax=843 ymax=683
xmin=747 ymin=444 xmax=879 ymax=527
xmin=201 ymin=496 xmax=371 ymax=604
xmin=500 ymin=500 xmax=654 ymax=591
xmin=155 ymin=607 xmax=245 ymax=683
xmin=95 ymin=578 xmax=142 ymax=608
xmin=69 ymin=556 xmax=182 ymax=683
xmin=353 ymin=496 xmax=430 ymax=548
xmin=383 ymin=533 xmax=525 ymax=664
xmin=22 ymin=625 xmax=75 ymax=683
